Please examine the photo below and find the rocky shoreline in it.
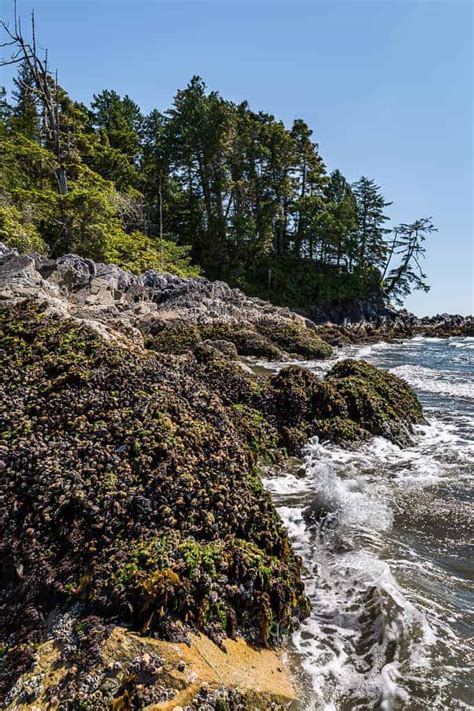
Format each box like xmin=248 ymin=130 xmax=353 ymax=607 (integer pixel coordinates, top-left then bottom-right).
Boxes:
xmin=0 ymin=244 xmax=459 ymax=709
xmin=303 ymin=294 xmax=473 ymax=344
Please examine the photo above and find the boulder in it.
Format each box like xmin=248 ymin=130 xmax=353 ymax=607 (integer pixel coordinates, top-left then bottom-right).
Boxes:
xmin=0 ymin=252 xmax=43 ymax=297
xmin=263 ymin=358 xmax=424 ymax=452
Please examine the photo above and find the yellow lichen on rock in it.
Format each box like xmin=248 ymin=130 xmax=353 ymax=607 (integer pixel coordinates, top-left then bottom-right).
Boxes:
xmin=5 ymin=627 xmax=299 ymax=710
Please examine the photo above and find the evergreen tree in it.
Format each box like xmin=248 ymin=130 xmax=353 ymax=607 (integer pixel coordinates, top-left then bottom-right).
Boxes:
xmin=166 ymin=76 xmax=234 ymax=270
xmin=141 ymin=108 xmax=179 ymax=240
xmin=89 ymin=90 xmax=143 ymax=188
xmin=290 ymin=118 xmax=326 ymax=258
xmin=352 ymin=176 xmax=392 ymax=269
xmin=320 ymin=170 xmax=357 ymax=268
xmin=10 ymin=61 xmax=40 ymax=140
xmin=91 ymin=89 xmax=143 ymax=158
xmin=224 ymin=104 xmax=277 ymax=273
xmin=383 ymin=218 xmax=436 ymax=304
xmin=0 ymin=86 xmax=11 ymax=129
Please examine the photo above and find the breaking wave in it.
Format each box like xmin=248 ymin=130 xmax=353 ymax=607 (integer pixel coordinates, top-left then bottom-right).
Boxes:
xmin=390 ymin=364 xmax=474 ymax=401
xmin=264 ymin=336 xmax=474 ymax=710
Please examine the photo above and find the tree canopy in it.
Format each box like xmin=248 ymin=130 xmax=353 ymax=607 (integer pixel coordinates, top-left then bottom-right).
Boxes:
xmin=0 ymin=11 xmax=434 ymax=305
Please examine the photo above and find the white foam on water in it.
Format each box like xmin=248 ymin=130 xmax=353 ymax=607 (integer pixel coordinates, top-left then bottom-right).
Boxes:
xmin=270 ymin=444 xmax=437 ymax=709
xmin=353 ymin=340 xmax=396 ymax=359
xmin=390 ymin=364 xmax=474 ymax=400
xmin=263 ymin=337 xmax=474 ymax=709
xmin=263 ymin=472 xmax=313 ymax=496
xmin=449 ymin=341 xmax=474 ymax=350
xmin=448 ymin=336 xmax=474 ymax=350
xmin=411 ymin=336 xmax=445 ymax=343
xmin=299 ymin=417 xmax=474 ymax=488
xmin=266 ymin=410 xmax=473 ymax=709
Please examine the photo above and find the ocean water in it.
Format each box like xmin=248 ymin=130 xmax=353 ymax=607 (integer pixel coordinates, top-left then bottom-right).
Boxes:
xmin=262 ymin=336 xmax=474 ymax=710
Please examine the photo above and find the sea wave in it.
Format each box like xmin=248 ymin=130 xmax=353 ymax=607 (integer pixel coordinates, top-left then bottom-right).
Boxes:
xmin=266 ymin=408 xmax=473 ymax=708
xmin=264 ymin=337 xmax=473 ymax=709
xmin=390 ymin=364 xmax=474 ymax=400
xmin=269 ymin=445 xmax=437 ymax=710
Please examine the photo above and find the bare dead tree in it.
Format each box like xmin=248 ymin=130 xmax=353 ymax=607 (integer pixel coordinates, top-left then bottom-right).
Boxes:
xmin=1 ymin=2 xmax=68 ymax=195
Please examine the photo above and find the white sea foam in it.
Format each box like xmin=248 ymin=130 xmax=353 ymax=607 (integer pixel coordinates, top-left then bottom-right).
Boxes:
xmin=270 ymin=449 xmax=436 ymax=709
xmin=266 ymin=413 xmax=473 ymax=708
xmin=294 ymin=417 xmax=473 ymax=489
xmin=390 ymin=364 xmax=474 ymax=400
xmin=264 ymin=337 xmax=474 ymax=709
xmin=448 ymin=338 xmax=474 ymax=351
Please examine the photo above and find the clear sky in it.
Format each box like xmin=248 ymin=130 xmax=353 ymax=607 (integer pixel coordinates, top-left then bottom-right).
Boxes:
xmin=2 ymin=0 xmax=473 ymax=315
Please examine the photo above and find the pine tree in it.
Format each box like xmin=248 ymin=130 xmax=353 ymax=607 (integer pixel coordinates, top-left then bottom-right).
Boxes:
xmin=90 ymin=90 xmax=143 ymax=189
xmin=290 ymin=118 xmax=326 ymax=258
xmin=91 ymin=90 xmax=143 ymax=156
xmin=165 ymin=76 xmax=234 ymax=270
xmin=0 ymin=86 xmax=11 ymax=129
xmin=320 ymin=170 xmax=357 ymax=268
xmin=11 ymin=60 xmax=40 ymax=141
xmin=383 ymin=218 xmax=436 ymax=304
xmin=141 ymin=108 xmax=172 ymax=240
xmin=352 ymin=176 xmax=392 ymax=269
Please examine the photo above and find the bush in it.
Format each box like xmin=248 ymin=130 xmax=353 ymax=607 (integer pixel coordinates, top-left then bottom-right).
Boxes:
xmin=0 ymin=203 xmax=48 ymax=254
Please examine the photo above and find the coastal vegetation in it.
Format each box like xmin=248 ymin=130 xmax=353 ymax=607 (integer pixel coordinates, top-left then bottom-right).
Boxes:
xmin=0 ymin=10 xmax=436 ymax=310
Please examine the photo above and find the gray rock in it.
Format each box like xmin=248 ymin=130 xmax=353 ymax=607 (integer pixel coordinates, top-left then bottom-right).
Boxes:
xmin=0 ymin=243 xmax=19 ymax=258
xmin=95 ymin=262 xmax=139 ymax=292
xmin=3 ymin=242 xmax=468 ymax=340
xmin=0 ymin=243 xmax=309 ymax=343
xmin=0 ymin=253 xmax=40 ymax=288
xmin=33 ymin=254 xmax=57 ymax=279
xmin=55 ymin=254 xmax=96 ymax=292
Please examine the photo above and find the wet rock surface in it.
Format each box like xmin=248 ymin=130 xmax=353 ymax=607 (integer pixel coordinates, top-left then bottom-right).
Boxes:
xmin=4 ymin=626 xmax=298 ymax=710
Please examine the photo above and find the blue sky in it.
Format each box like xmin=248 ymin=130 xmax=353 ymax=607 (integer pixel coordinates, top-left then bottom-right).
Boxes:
xmin=2 ymin=0 xmax=473 ymax=315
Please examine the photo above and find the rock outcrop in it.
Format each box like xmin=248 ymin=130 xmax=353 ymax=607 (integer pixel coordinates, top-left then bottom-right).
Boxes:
xmin=0 ymin=244 xmax=331 ymax=360
xmin=0 ymin=300 xmax=310 ymax=705
xmin=304 ymin=291 xmax=393 ymax=326
xmin=303 ymin=290 xmax=473 ymax=341
xmin=417 ymin=313 xmax=473 ymax=338
xmin=263 ymin=359 xmax=424 ymax=452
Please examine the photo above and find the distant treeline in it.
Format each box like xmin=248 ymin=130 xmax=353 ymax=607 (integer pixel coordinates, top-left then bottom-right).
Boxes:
xmin=0 ymin=11 xmax=436 ymax=305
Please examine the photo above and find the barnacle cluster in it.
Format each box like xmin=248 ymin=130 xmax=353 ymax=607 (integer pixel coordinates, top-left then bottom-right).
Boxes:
xmin=263 ymin=359 xmax=424 ymax=451
xmin=0 ymin=301 xmax=308 ymax=702
xmin=144 ymin=317 xmax=332 ymax=360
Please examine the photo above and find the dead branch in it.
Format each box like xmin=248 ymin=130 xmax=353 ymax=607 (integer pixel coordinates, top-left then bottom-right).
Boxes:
xmin=1 ymin=4 xmax=68 ymax=194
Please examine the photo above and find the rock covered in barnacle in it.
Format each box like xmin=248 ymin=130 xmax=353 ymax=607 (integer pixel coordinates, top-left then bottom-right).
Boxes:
xmin=324 ymin=358 xmax=424 ymax=445
xmin=3 ymin=626 xmax=298 ymax=710
xmin=0 ymin=244 xmax=427 ymax=707
xmin=263 ymin=358 xmax=424 ymax=451
xmin=0 ymin=300 xmax=309 ymax=702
